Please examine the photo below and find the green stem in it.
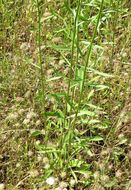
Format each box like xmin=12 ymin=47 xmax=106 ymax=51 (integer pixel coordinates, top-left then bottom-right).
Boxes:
xmin=36 ymin=0 xmax=46 ymax=113
xmin=70 ymin=0 xmax=104 ymax=142
xmin=60 ymin=0 xmax=81 ymax=161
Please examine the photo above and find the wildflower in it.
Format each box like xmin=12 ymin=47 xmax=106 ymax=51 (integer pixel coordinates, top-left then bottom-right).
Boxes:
xmin=6 ymin=113 xmax=18 ymax=121
xmin=54 ymin=188 xmax=62 ymax=190
xmin=43 ymin=157 xmax=49 ymax=164
xmin=20 ymin=42 xmax=30 ymax=51
xmin=100 ymin=175 xmax=109 ymax=183
xmin=18 ymin=109 xmax=25 ymax=115
xmin=58 ymin=59 xmax=65 ymax=66
xmin=60 ymin=171 xmax=67 ymax=179
xmin=115 ymin=170 xmax=122 ymax=178
xmin=37 ymin=155 xmax=43 ymax=162
xmin=93 ymin=171 xmax=100 ymax=180
xmin=24 ymin=90 xmax=31 ymax=98
xmin=101 ymin=149 xmax=108 ymax=156
xmin=35 ymin=140 xmax=41 ymax=145
xmin=28 ymin=151 xmax=33 ymax=157
xmin=30 ymin=129 xmax=36 ymax=134
xmin=23 ymin=118 xmax=30 ymax=125
xmin=43 ymin=11 xmax=51 ymax=18
xmin=128 ymin=150 xmax=131 ymax=159
xmin=108 ymin=164 xmax=113 ymax=170
xmin=52 ymin=37 xmax=62 ymax=44
xmin=47 ymin=69 xmax=54 ymax=78
xmin=36 ymin=120 xmax=41 ymax=126
xmin=44 ymin=163 xmax=50 ymax=169
xmin=26 ymin=111 xmax=37 ymax=119
xmin=118 ymin=133 xmax=124 ymax=139
xmin=16 ymin=163 xmax=21 ymax=168
xmin=91 ymin=183 xmax=105 ymax=190
xmin=15 ymin=123 xmax=20 ymax=127
xmin=99 ymin=162 xmax=105 ymax=170
xmin=59 ymin=181 xmax=68 ymax=188
xmin=46 ymin=176 xmax=55 ymax=185
xmin=29 ymin=169 xmax=39 ymax=177
xmin=70 ymin=179 xmax=76 ymax=187
xmin=15 ymin=97 xmax=24 ymax=102
xmin=0 ymin=183 xmax=5 ymax=190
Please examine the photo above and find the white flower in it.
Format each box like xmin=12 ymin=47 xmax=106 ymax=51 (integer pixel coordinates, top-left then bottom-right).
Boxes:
xmin=18 ymin=109 xmax=25 ymax=115
xmin=60 ymin=171 xmax=67 ymax=179
xmin=35 ymin=140 xmax=41 ymax=145
xmin=70 ymin=179 xmax=76 ymax=187
xmin=0 ymin=183 xmax=5 ymax=190
xmin=23 ymin=118 xmax=30 ymax=125
xmin=52 ymin=37 xmax=62 ymax=44
xmin=6 ymin=113 xmax=18 ymax=121
xmin=20 ymin=42 xmax=30 ymax=50
xmin=44 ymin=163 xmax=50 ymax=169
xmin=58 ymin=59 xmax=65 ymax=66
xmin=24 ymin=90 xmax=31 ymax=98
xmin=59 ymin=181 xmax=68 ymax=188
xmin=29 ymin=169 xmax=39 ymax=177
xmin=94 ymin=171 xmax=100 ymax=179
xmin=16 ymin=163 xmax=21 ymax=168
xmin=36 ymin=120 xmax=41 ymax=126
xmin=37 ymin=155 xmax=42 ymax=162
xmin=43 ymin=157 xmax=49 ymax=164
xmin=46 ymin=176 xmax=55 ymax=185
xmin=43 ymin=11 xmax=51 ymax=18
xmin=54 ymin=188 xmax=62 ymax=190
xmin=28 ymin=151 xmax=33 ymax=157
xmin=26 ymin=111 xmax=37 ymax=119
xmin=115 ymin=170 xmax=122 ymax=178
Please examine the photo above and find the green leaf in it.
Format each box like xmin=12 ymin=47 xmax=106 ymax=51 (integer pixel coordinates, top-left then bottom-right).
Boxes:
xmin=49 ymin=93 xmax=66 ymax=98
xmin=48 ymin=93 xmax=66 ymax=102
xmin=74 ymin=170 xmax=92 ymax=176
xmin=47 ymin=44 xmax=70 ymax=51
xmin=36 ymin=144 xmax=60 ymax=153
xmin=88 ymin=68 xmax=113 ymax=78
xmin=92 ymin=124 xmax=109 ymax=129
xmin=88 ymin=119 xmax=101 ymax=124
xmin=90 ymin=136 xmax=103 ymax=141
xmin=95 ymin=84 xmax=110 ymax=90
xmin=78 ymin=110 xmax=95 ymax=117
xmin=87 ymin=90 xmax=94 ymax=100
xmin=43 ymin=111 xmax=64 ymax=118
xmin=31 ymin=130 xmax=44 ymax=137
xmin=69 ymin=159 xmax=84 ymax=168
xmin=86 ymin=103 xmax=102 ymax=110
xmin=46 ymin=76 xmax=62 ymax=82
xmin=69 ymin=110 xmax=95 ymax=118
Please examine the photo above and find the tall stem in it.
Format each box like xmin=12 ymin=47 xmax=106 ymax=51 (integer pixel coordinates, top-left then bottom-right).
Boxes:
xmin=36 ymin=0 xmax=46 ymax=114
xmin=61 ymin=0 xmax=81 ymax=160
xmin=70 ymin=0 xmax=104 ymax=142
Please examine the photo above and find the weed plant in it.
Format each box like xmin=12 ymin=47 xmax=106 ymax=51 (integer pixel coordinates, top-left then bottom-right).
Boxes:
xmin=0 ymin=0 xmax=130 ymax=189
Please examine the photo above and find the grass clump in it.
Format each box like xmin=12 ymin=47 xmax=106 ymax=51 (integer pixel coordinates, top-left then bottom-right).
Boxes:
xmin=0 ymin=0 xmax=130 ymax=189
